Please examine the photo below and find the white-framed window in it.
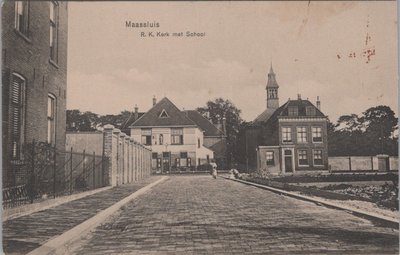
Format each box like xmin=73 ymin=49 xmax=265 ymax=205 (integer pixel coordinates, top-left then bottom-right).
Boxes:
xmin=10 ymin=73 xmax=26 ymax=159
xmin=171 ymin=128 xmax=183 ymax=145
xmin=313 ymin=150 xmax=323 ymax=165
xmin=282 ymin=127 xmax=292 ymax=143
xmin=266 ymin=151 xmax=274 ymax=166
xmin=298 ymin=150 xmax=308 ymax=166
xmin=297 ymin=127 xmax=307 ymax=143
xmin=141 ymin=129 xmax=152 ymax=145
xmin=47 ymin=94 xmax=56 ymax=145
xmin=49 ymin=1 xmax=59 ymax=62
xmin=15 ymin=1 xmax=29 ymax=36
xmin=312 ymin=127 xmax=323 ymax=143
xmin=288 ymin=106 xmax=298 ymax=116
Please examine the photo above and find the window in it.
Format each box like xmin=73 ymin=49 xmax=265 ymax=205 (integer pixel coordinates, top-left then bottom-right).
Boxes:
xmin=10 ymin=74 xmax=25 ymax=159
xmin=49 ymin=1 xmax=59 ymax=62
xmin=171 ymin=128 xmax=183 ymax=145
xmin=159 ymin=109 xmax=169 ymax=118
xmin=306 ymin=106 xmax=316 ymax=116
xmin=313 ymin=150 xmax=323 ymax=165
xmin=198 ymin=138 xmax=201 ymax=148
xmin=268 ymin=89 xmax=277 ymax=99
xmin=159 ymin=134 xmax=163 ymax=145
xmin=180 ymin=152 xmax=188 ymax=158
xmin=152 ymin=152 xmax=158 ymax=159
xmin=47 ymin=94 xmax=56 ymax=145
xmin=163 ymin=152 xmax=170 ymax=158
xmin=282 ymin=127 xmax=292 ymax=143
xmin=15 ymin=1 xmax=29 ymax=36
xmin=297 ymin=127 xmax=307 ymax=143
xmin=298 ymin=150 xmax=308 ymax=166
xmin=266 ymin=151 xmax=274 ymax=166
xmin=312 ymin=127 xmax=322 ymax=142
xmin=288 ymin=106 xmax=298 ymax=116
xmin=141 ymin=129 xmax=152 ymax=145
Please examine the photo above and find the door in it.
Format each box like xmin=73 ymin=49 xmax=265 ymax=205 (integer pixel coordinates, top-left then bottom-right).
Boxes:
xmin=284 ymin=150 xmax=293 ymax=172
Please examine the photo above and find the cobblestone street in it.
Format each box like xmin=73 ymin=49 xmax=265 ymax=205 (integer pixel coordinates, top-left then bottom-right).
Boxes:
xmin=72 ymin=176 xmax=399 ymax=255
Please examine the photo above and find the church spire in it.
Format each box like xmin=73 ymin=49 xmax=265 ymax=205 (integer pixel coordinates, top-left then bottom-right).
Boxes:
xmin=266 ymin=63 xmax=279 ymax=109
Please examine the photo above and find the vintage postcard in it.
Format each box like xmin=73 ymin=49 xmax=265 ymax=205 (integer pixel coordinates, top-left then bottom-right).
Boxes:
xmin=2 ymin=1 xmax=398 ymax=254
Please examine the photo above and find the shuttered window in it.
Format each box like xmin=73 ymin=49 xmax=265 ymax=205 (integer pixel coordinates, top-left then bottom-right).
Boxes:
xmin=10 ymin=74 xmax=25 ymax=159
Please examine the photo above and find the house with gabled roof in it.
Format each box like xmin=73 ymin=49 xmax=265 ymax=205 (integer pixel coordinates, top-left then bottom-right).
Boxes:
xmin=129 ymin=97 xmax=225 ymax=173
xmin=244 ymin=66 xmax=329 ymax=174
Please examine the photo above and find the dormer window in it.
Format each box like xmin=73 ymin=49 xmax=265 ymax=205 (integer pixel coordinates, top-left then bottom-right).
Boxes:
xmin=288 ymin=106 xmax=298 ymax=116
xmin=159 ymin=109 xmax=169 ymax=118
xmin=306 ymin=106 xmax=316 ymax=116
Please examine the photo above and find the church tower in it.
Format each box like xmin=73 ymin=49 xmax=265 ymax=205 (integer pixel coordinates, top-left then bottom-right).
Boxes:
xmin=266 ymin=64 xmax=279 ymax=109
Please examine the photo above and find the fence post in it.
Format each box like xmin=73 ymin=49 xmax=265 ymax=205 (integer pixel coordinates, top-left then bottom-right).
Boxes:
xmin=70 ymin=147 xmax=73 ymax=194
xmin=93 ymin=151 xmax=96 ymax=189
xmin=348 ymin=156 xmax=352 ymax=171
xmin=83 ymin=149 xmax=86 ymax=186
xmin=30 ymin=140 xmax=36 ymax=203
xmin=53 ymin=144 xmax=57 ymax=199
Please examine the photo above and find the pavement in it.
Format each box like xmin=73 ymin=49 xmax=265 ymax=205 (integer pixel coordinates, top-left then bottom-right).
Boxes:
xmin=69 ymin=176 xmax=399 ymax=255
xmin=2 ymin=176 xmax=164 ymax=255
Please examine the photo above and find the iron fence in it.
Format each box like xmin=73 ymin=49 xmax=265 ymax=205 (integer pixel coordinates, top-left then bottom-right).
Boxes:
xmin=3 ymin=141 xmax=109 ymax=208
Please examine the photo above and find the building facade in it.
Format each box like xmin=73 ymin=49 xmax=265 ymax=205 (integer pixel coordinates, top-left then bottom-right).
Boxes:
xmin=244 ymin=66 xmax=328 ymax=174
xmin=2 ymin=1 xmax=68 ymax=186
xmin=130 ymin=97 xmax=225 ymax=173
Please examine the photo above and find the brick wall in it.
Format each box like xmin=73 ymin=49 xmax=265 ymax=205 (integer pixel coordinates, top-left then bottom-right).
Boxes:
xmin=2 ymin=2 xmax=68 ymax=185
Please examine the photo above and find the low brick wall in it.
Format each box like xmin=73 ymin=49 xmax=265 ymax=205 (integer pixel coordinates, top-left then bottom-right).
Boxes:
xmin=329 ymin=156 xmax=398 ymax=171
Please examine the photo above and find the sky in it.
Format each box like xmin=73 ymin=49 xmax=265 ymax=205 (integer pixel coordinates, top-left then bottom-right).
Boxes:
xmin=67 ymin=1 xmax=398 ymax=123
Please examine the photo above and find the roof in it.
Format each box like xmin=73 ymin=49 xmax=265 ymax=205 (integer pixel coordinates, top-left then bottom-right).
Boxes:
xmin=278 ymin=99 xmax=326 ymax=118
xmin=266 ymin=65 xmax=279 ymax=88
xmin=130 ymin=97 xmax=197 ymax=127
xmin=184 ymin=110 xmax=225 ymax=137
xmin=120 ymin=112 xmax=145 ymax=130
xmin=253 ymin=108 xmax=276 ymax=123
xmin=252 ymin=99 xmax=326 ymax=126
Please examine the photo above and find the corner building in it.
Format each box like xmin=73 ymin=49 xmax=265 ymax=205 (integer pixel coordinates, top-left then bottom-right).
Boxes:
xmin=2 ymin=1 xmax=68 ymax=186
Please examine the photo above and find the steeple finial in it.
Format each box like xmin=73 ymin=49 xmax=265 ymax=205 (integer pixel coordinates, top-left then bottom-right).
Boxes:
xmin=269 ymin=62 xmax=274 ymax=74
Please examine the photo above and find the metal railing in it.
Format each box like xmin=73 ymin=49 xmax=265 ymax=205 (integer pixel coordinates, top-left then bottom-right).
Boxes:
xmin=3 ymin=141 xmax=109 ymax=208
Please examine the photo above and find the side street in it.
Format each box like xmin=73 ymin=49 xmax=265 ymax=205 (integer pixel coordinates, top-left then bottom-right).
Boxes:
xmin=2 ymin=1 xmax=399 ymax=255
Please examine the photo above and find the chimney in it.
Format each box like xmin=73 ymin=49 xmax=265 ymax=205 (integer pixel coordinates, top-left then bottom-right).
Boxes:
xmin=152 ymin=95 xmax=156 ymax=106
xmin=297 ymin=94 xmax=301 ymax=100
xmin=134 ymin=104 xmax=139 ymax=120
xmin=316 ymin=96 xmax=321 ymax=110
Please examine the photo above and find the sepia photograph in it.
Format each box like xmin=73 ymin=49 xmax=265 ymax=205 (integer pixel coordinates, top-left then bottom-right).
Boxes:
xmin=1 ymin=1 xmax=399 ymax=254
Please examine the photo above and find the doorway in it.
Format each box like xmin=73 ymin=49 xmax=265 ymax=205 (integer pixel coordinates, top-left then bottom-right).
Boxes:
xmin=284 ymin=150 xmax=293 ymax=173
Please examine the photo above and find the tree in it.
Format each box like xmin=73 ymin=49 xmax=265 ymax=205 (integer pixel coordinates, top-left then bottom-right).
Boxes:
xmin=66 ymin=110 xmax=99 ymax=132
xmin=196 ymin=98 xmax=243 ymax=168
xmin=328 ymin=105 xmax=398 ymax=156
xmin=361 ymin=106 xmax=398 ymax=155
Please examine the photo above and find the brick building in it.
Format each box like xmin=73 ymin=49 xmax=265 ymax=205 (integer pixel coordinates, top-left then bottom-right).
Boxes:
xmin=130 ymin=97 xmax=226 ymax=173
xmin=244 ymin=66 xmax=328 ymax=174
xmin=2 ymin=1 xmax=68 ymax=186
